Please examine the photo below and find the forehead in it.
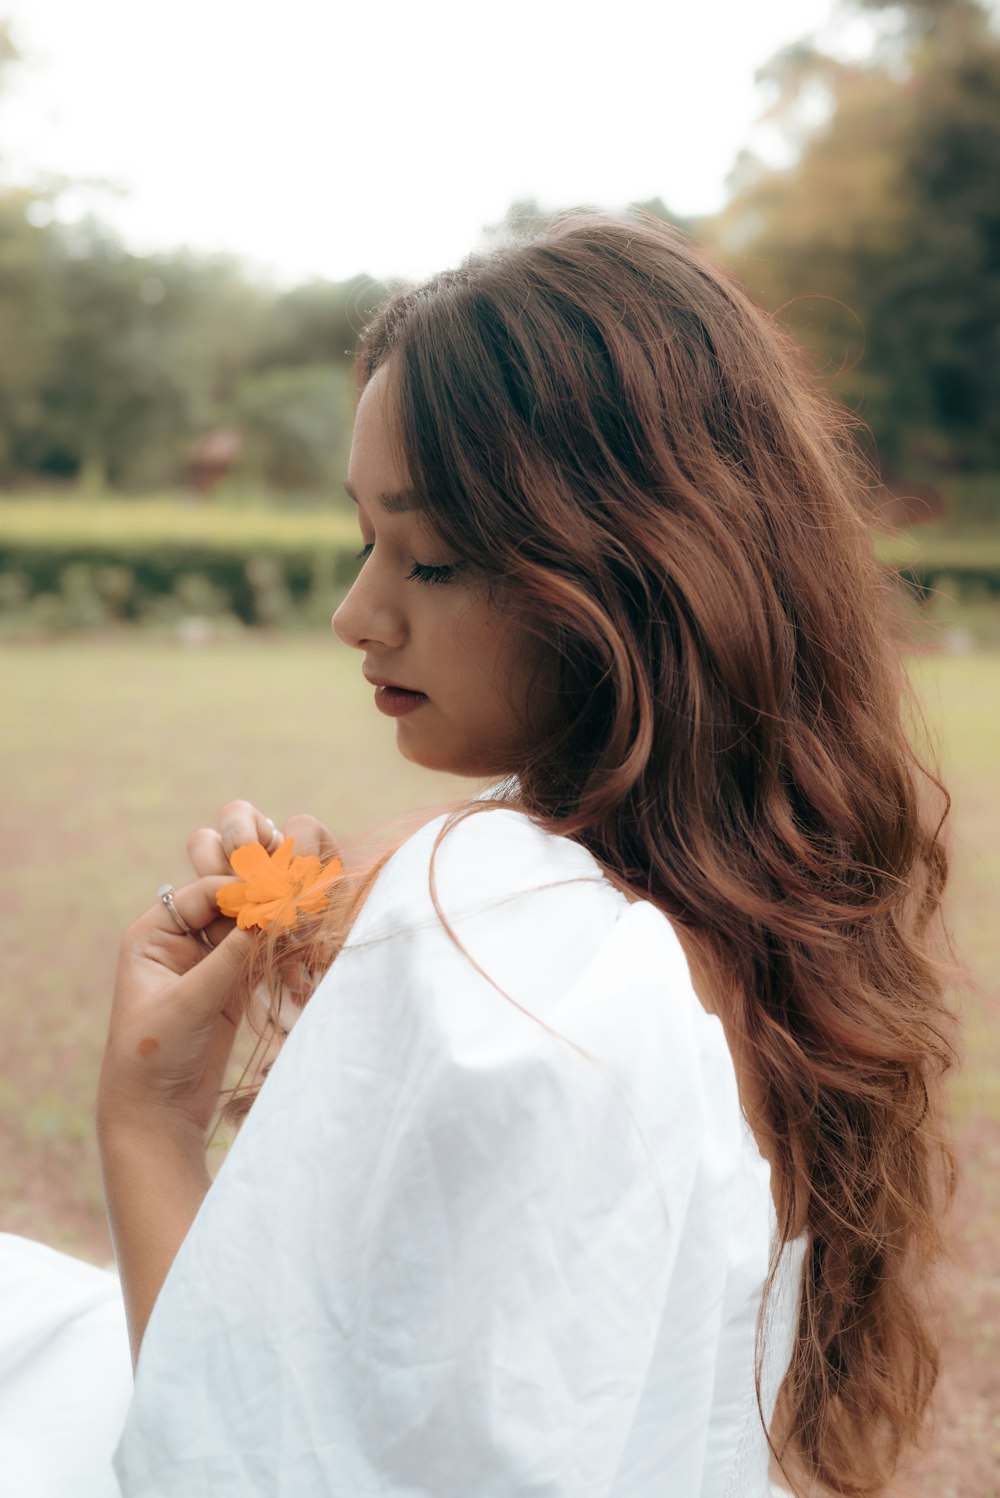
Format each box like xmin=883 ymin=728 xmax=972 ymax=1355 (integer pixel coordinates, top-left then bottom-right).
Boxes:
xmin=348 ymin=362 xmax=410 ymax=496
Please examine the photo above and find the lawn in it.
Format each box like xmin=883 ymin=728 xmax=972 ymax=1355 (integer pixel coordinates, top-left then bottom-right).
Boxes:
xmin=0 ymin=495 xmax=358 ymax=552
xmin=1 ymin=639 xmax=997 ymax=1493
xmin=0 ymin=636 xmax=473 ymax=1253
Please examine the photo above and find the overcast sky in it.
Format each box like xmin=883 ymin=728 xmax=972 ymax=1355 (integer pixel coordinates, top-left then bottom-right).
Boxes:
xmin=1 ymin=0 xmax=881 ymax=286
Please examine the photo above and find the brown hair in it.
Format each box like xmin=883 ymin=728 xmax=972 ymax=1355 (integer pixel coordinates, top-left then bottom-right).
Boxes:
xmin=226 ymin=212 xmax=957 ymax=1496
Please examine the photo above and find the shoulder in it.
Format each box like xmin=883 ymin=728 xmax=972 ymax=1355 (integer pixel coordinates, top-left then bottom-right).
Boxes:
xmin=342 ymin=804 xmax=721 ymax=1062
xmin=347 ymin=802 xmax=626 ymax=947
xmin=332 ymin=804 xmax=731 ymax=1117
xmin=334 ymin=805 xmax=636 ymax=1044
xmin=304 ymin=801 xmax=748 ymax=1184
xmin=296 ymin=807 xmax=738 ymax=1185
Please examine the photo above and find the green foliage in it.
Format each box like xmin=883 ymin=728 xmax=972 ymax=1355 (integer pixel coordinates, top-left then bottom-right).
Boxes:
xmin=709 ymin=0 xmax=1000 ymax=479
xmin=3 ymin=496 xmax=1000 ymax=636
xmin=0 ymin=3 xmax=995 ymax=514
xmin=0 ymin=498 xmax=361 ymax=630
xmin=876 ymin=526 xmax=1000 ymax=640
xmin=0 ymin=207 xmax=294 ymax=490
xmin=248 ymin=275 xmax=388 ymax=370
xmin=0 ymin=35 xmax=376 ymax=498
xmin=854 ymin=0 xmax=989 ymax=36
xmin=0 ymin=192 xmax=64 ymax=470
xmin=481 ymin=195 xmax=700 ymax=247
xmin=229 ymin=363 xmax=354 ymax=492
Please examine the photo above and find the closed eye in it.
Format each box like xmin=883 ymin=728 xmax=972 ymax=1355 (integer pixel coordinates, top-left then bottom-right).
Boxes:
xmin=406 ymin=560 xmax=459 ymax=585
xmin=354 ymin=541 xmax=464 ymax=586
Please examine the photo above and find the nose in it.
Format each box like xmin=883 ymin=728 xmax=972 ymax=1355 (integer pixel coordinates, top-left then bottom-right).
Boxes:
xmin=332 ymin=563 xmax=406 ymax=651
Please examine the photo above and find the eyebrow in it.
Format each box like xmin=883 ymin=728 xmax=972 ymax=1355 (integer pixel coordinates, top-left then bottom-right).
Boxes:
xmin=342 ymin=481 xmax=423 ymax=514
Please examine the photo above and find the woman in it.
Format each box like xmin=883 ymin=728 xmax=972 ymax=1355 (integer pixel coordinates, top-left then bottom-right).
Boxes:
xmin=11 ymin=212 xmax=956 ymax=1496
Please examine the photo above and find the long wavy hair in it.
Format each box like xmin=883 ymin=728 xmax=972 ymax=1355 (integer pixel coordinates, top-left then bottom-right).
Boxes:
xmin=225 ymin=212 xmax=957 ymax=1496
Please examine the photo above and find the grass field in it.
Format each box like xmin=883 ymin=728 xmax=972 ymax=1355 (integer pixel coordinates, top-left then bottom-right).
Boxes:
xmin=2 ymin=495 xmax=999 ymax=570
xmin=0 ymin=636 xmax=473 ymax=1251
xmin=0 ymin=496 xmax=359 ymax=552
xmin=1 ymin=639 xmax=997 ymax=1493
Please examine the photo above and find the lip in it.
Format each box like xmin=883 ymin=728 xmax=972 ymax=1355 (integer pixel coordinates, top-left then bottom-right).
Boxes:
xmin=372 ymin=684 xmax=427 ymax=718
xmin=363 ymin=672 xmax=419 ymax=692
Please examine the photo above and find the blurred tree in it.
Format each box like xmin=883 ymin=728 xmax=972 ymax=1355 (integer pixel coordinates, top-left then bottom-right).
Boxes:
xmin=628 ymin=196 xmax=700 ymax=236
xmin=18 ymin=224 xmax=273 ymax=489
xmin=480 ymin=197 xmax=570 ymax=244
xmin=0 ymin=13 xmax=378 ymax=494
xmin=2 ymin=0 xmax=989 ymax=500
xmin=0 ymin=190 xmax=62 ymax=477
xmin=0 ymin=15 xmax=19 ymax=88
xmin=227 ymin=363 xmax=354 ymax=494
xmin=482 ymin=194 xmax=696 ymax=246
xmin=249 ymin=274 xmax=388 ymax=371
xmin=854 ymin=0 xmax=988 ymax=39
xmin=0 ymin=20 xmax=64 ymax=480
xmin=711 ymin=0 xmax=1000 ymax=477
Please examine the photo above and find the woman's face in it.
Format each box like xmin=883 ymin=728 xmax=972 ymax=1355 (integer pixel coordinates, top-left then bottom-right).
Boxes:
xmin=332 ymin=362 xmax=558 ymax=779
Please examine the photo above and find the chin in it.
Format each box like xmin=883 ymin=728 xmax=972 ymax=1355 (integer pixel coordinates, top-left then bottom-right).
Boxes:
xmin=395 ymin=727 xmax=504 ymax=780
xmin=395 ymin=731 xmax=456 ymax=775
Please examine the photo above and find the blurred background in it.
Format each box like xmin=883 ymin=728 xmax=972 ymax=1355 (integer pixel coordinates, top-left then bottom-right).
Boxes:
xmin=0 ymin=0 xmax=997 ymax=1489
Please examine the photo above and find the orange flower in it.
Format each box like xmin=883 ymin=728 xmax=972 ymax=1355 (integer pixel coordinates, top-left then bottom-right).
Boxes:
xmin=216 ymin=836 xmax=343 ymax=932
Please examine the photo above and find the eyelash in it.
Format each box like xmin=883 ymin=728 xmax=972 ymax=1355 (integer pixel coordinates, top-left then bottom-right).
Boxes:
xmin=354 ymin=542 xmax=458 ymax=586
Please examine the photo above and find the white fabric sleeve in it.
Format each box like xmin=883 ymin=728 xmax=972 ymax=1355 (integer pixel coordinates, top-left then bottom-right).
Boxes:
xmin=0 ymin=1234 xmax=132 ymax=1498
xmin=113 ymin=807 xmax=739 ymax=1498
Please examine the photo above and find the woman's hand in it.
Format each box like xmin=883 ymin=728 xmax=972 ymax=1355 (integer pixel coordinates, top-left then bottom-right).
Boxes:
xmin=99 ymin=802 xmax=338 ymax=1140
xmin=185 ymin=799 xmax=341 ymax=1013
xmin=98 ymin=866 xmax=258 ymax=1366
xmin=96 ymin=800 xmax=340 ymax=1366
xmin=97 ymin=873 xmax=254 ymax=1150
xmin=186 ymin=798 xmax=340 ymax=888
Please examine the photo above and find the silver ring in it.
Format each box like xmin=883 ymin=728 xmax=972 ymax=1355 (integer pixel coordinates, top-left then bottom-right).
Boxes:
xmin=158 ymin=884 xmax=215 ymax=951
xmin=265 ymin=819 xmax=283 ymax=852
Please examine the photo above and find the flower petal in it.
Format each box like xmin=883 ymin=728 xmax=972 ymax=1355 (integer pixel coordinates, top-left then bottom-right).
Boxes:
xmin=287 ymin=853 xmax=323 ymax=886
xmin=229 ymin=843 xmax=273 ymax=880
xmin=216 ymin=880 xmax=249 ymax=918
xmin=214 ymin=840 xmax=343 ymax=932
xmin=271 ymin=837 xmax=295 ymax=873
xmin=293 ymin=857 xmax=344 ymax=911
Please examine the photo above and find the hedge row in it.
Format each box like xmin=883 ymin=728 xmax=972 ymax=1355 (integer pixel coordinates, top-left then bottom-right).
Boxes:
xmin=2 ymin=508 xmax=999 ymax=633
xmin=0 ymin=498 xmax=365 ymax=629
xmin=0 ymin=541 xmax=363 ymax=629
xmin=0 ymin=497 xmax=357 ymax=552
xmin=875 ymin=530 xmax=1000 ymax=599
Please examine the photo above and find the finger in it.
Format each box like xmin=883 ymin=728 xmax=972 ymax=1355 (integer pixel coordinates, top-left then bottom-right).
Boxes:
xmin=190 ymin=907 xmax=239 ymax=957
xmin=217 ymin=800 xmax=281 ymax=860
xmin=146 ymin=874 xmax=242 ymax=945
xmin=187 ymin=826 xmax=231 ymax=878
xmin=141 ymin=874 xmax=256 ymax=1024
xmin=179 ymin=842 xmax=241 ymax=948
xmin=282 ymin=813 xmax=340 ymax=863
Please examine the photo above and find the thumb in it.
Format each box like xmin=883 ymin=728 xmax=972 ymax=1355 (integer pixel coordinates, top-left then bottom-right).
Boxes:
xmin=195 ymin=922 xmax=258 ymax=1031
xmin=149 ymin=873 xmax=258 ymax=1027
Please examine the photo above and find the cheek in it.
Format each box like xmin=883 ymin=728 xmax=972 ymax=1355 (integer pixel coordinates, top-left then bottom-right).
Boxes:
xmin=440 ymin=602 xmax=504 ymax=678
xmin=521 ymin=646 xmax=563 ymax=738
xmin=488 ymin=624 xmax=561 ymax=730
xmin=436 ymin=592 xmax=557 ymax=730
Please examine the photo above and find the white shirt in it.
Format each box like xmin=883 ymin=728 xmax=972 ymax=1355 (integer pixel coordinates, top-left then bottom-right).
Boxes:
xmin=0 ymin=1233 xmax=132 ymax=1498
xmin=113 ymin=804 xmax=805 ymax=1497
